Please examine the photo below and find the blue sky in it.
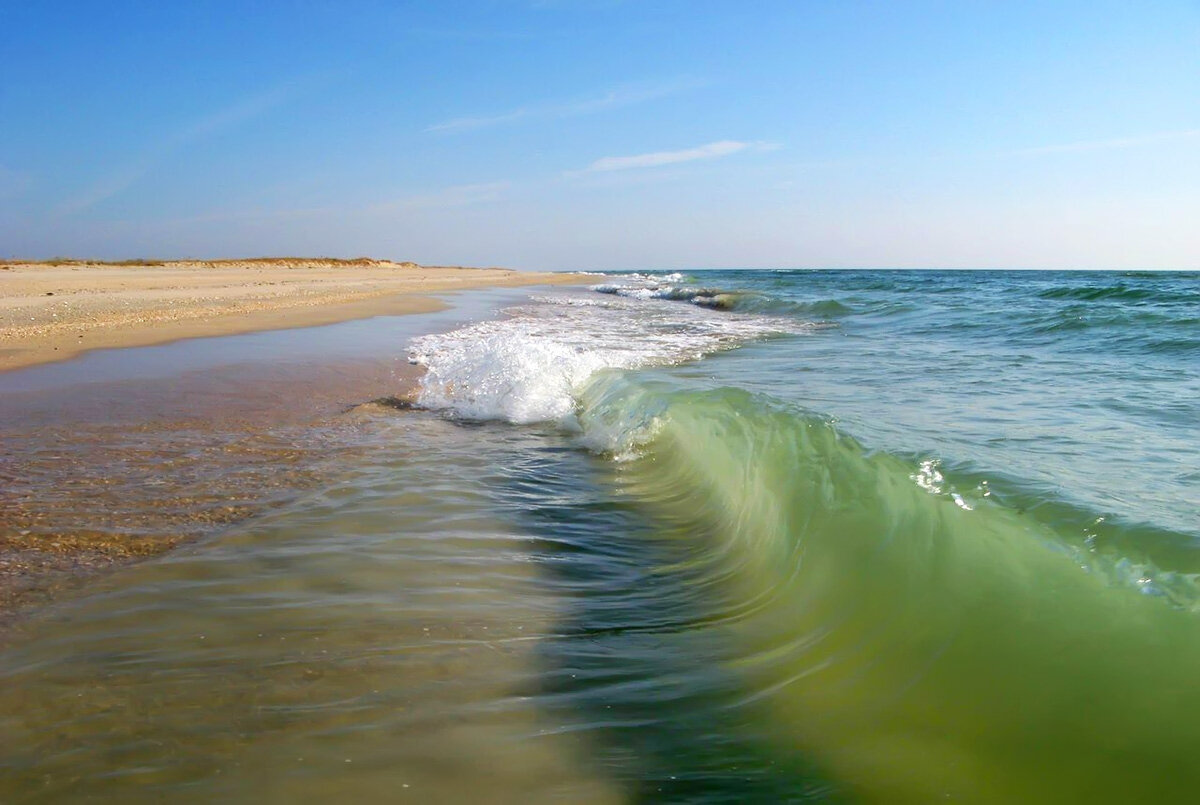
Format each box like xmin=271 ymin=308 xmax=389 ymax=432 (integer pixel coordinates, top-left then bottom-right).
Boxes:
xmin=2 ymin=0 xmax=1198 ymax=269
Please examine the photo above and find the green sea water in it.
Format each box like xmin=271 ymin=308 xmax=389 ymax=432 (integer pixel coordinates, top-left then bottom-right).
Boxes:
xmin=1 ymin=270 xmax=1197 ymax=802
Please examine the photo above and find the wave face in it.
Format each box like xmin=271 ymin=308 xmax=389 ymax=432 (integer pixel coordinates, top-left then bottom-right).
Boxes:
xmin=577 ymin=373 xmax=1200 ymax=801
xmin=408 ymin=269 xmax=1200 ymax=801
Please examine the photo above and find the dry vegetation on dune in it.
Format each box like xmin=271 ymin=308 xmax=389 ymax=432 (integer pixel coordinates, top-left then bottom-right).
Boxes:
xmin=1 ymin=256 xmax=421 ymax=269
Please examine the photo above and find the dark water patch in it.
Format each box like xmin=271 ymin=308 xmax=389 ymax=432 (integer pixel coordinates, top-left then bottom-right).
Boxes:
xmin=1029 ymin=306 xmax=1199 ymax=332
xmin=1145 ymin=336 xmax=1200 ymax=355
xmin=1038 ymin=283 xmax=1156 ymax=301
xmin=480 ymin=423 xmax=845 ymax=802
xmin=1036 ymin=282 xmax=1200 ymax=305
xmin=1120 ymin=270 xmax=1200 ymax=280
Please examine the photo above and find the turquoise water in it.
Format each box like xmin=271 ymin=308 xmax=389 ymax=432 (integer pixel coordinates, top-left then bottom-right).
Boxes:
xmin=1 ymin=270 xmax=1198 ymax=802
xmin=685 ymin=270 xmax=1199 ymax=542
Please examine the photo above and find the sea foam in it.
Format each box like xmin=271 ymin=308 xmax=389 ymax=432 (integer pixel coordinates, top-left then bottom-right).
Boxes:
xmin=408 ymin=278 xmax=803 ymax=426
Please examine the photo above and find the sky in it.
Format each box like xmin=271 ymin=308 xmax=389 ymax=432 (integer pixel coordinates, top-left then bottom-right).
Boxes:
xmin=2 ymin=0 xmax=1198 ymax=270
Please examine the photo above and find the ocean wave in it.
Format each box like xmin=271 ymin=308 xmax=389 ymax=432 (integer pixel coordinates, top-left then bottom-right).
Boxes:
xmin=406 ymin=277 xmax=1200 ymax=800
xmin=1026 ymin=308 xmax=1200 ymax=351
xmin=591 ymin=282 xmax=745 ymax=310
xmin=591 ymin=278 xmax=853 ymax=319
xmin=1036 ymin=282 xmax=1200 ymax=304
xmin=572 ymin=373 xmax=1200 ymax=801
xmin=578 ymin=374 xmax=1200 ymax=608
xmin=408 ymin=290 xmax=804 ymax=425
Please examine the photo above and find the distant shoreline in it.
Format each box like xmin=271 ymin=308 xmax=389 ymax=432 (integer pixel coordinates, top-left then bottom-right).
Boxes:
xmin=0 ymin=258 xmax=588 ymax=372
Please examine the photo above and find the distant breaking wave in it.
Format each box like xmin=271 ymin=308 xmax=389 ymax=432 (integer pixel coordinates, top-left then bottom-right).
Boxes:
xmin=408 ymin=283 xmax=808 ymax=425
xmin=592 ymin=275 xmax=854 ymax=318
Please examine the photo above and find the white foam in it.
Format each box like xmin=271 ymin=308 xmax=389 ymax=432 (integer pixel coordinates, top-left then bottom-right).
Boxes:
xmin=408 ymin=287 xmax=805 ymax=425
xmin=607 ymin=271 xmax=686 ymax=283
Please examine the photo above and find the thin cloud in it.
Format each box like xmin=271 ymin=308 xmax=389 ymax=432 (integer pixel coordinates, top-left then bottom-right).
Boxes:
xmin=426 ymin=79 xmax=701 ymax=134
xmin=580 ymin=140 xmax=777 ymax=173
xmin=560 ymin=83 xmax=690 ymax=115
xmin=427 ymin=109 xmax=530 ymax=134
xmin=1009 ymin=129 xmax=1200 ymax=157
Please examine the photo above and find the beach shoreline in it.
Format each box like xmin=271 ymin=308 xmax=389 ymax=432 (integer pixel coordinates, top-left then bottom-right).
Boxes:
xmin=0 ymin=263 xmax=588 ymax=632
xmin=0 ymin=258 xmax=588 ymax=372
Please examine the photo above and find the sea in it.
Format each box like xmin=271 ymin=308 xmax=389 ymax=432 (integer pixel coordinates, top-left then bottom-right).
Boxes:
xmin=1 ymin=269 xmax=1198 ymax=803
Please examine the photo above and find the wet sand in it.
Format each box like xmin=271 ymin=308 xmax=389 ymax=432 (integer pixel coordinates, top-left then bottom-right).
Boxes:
xmin=0 ymin=403 xmax=625 ymax=803
xmin=0 ymin=259 xmax=586 ymax=372
xmin=0 ymin=267 xmax=585 ymax=630
xmin=0 ymin=357 xmax=420 ymax=629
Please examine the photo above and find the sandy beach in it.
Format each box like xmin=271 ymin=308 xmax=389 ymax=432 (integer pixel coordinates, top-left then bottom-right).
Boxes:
xmin=0 ymin=259 xmax=587 ymax=629
xmin=0 ymin=258 xmax=586 ymax=372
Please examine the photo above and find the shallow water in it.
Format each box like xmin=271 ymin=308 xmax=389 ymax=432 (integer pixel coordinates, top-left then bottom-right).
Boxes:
xmin=2 ymin=271 xmax=1198 ymax=802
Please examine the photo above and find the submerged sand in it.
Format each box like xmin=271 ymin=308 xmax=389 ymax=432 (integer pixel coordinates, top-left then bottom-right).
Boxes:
xmin=0 ymin=258 xmax=586 ymax=372
xmin=0 ymin=258 xmax=587 ymax=629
